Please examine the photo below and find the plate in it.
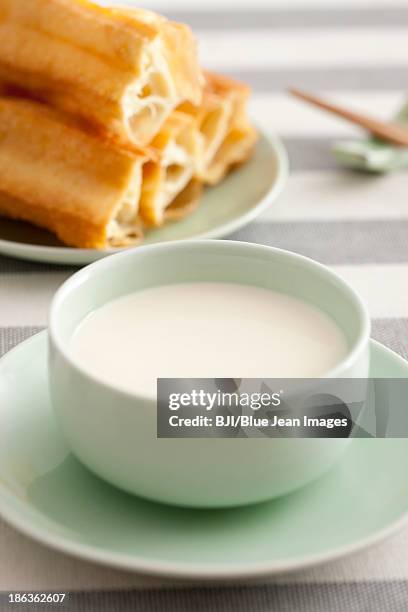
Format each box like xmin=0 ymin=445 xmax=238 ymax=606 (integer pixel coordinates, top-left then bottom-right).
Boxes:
xmin=0 ymin=131 xmax=288 ymax=266
xmin=0 ymin=333 xmax=407 ymax=579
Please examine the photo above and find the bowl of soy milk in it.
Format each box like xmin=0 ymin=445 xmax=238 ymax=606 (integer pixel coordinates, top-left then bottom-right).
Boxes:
xmin=48 ymin=240 xmax=370 ymax=508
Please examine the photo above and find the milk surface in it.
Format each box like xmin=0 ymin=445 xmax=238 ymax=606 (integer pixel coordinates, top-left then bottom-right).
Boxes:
xmin=70 ymin=282 xmax=348 ymax=397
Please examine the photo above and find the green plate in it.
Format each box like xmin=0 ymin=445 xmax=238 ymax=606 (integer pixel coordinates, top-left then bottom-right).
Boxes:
xmin=0 ymin=131 xmax=288 ymax=266
xmin=0 ymin=332 xmax=407 ymax=579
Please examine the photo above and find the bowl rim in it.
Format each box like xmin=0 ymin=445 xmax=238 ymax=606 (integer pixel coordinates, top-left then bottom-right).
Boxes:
xmin=49 ymin=239 xmax=371 ymax=402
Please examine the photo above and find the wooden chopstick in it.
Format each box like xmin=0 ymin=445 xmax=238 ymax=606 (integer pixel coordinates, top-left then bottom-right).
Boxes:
xmin=289 ymin=88 xmax=408 ymax=147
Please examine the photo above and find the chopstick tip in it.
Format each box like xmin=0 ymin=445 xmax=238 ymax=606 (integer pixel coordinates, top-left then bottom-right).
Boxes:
xmin=287 ymin=87 xmax=303 ymax=98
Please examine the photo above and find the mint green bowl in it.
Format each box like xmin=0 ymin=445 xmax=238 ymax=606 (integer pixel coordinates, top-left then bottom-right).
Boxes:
xmin=49 ymin=240 xmax=370 ymax=508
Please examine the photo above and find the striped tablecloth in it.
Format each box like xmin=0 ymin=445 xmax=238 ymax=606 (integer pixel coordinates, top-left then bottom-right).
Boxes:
xmin=1 ymin=1 xmax=408 ymax=610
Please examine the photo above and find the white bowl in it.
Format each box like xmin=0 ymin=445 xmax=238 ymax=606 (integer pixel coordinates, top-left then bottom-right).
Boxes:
xmin=49 ymin=240 xmax=370 ymax=508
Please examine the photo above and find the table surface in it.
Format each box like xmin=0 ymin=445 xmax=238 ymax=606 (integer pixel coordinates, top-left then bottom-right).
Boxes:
xmin=1 ymin=0 xmax=408 ymax=610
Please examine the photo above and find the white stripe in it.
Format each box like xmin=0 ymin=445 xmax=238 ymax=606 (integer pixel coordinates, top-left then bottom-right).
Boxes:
xmin=333 ymin=263 xmax=408 ymax=319
xmin=199 ymin=28 xmax=408 ymax=69
xmin=0 ymin=263 xmax=407 ymax=326
xmin=262 ymin=171 xmax=408 ymax=222
xmin=0 ymin=273 xmax=70 ymax=327
xmin=252 ymin=92 xmax=405 ymax=137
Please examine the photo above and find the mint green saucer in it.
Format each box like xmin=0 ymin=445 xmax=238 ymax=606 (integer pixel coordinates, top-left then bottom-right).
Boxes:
xmin=0 ymin=131 xmax=287 ymax=266
xmin=332 ymin=102 xmax=408 ymax=172
xmin=0 ymin=332 xmax=408 ymax=579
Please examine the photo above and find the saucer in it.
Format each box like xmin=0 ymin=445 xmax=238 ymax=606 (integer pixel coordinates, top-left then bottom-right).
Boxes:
xmin=0 ymin=332 xmax=407 ymax=580
xmin=0 ymin=131 xmax=288 ymax=266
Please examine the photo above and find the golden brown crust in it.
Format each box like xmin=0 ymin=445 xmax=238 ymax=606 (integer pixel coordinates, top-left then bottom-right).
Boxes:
xmin=0 ymin=190 xmax=106 ymax=249
xmin=0 ymin=0 xmax=202 ymax=146
xmin=203 ymin=70 xmax=251 ymax=98
xmin=0 ymin=96 xmax=145 ymax=248
xmin=139 ymin=111 xmax=200 ymax=227
xmin=113 ymin=8 xmax=203 ymax=107
xmin=179 ymin=71 xmax=257 ymax=185
xmin=149 ymin=111 xmax=197 ymax=154
xmin=139 ymin=161 xmax=162 ymax=227
xmin=204 ymin=125 xmax=258 ymax=185
xmin=164 ymin=179 xmax=202 ymax=221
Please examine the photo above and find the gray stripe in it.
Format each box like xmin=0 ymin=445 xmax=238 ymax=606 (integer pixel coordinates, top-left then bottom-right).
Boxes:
xmin=0 ymin=326 xmax=44 ymax=357
xmin=229 ymin=220 xmax=408 ymax=265
xmin=0 ymin=255 xmax=76 ymax=274
xmin=227 ymin=67 xmax=408 ymax=91
xmin=161 ymin=7 xmax=408 ymax=30
xmin=372 ymin=318 xmax=408 ymax=361
xmin=283 ymin=137 xmax=339 ymax=172
xmin=1 ymin=319 xmax=408 ymax=360
xmin=1 ymin=582 xmax=407 ymax=612
xmin=1 ymin=216 xmax=407 ymax=272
